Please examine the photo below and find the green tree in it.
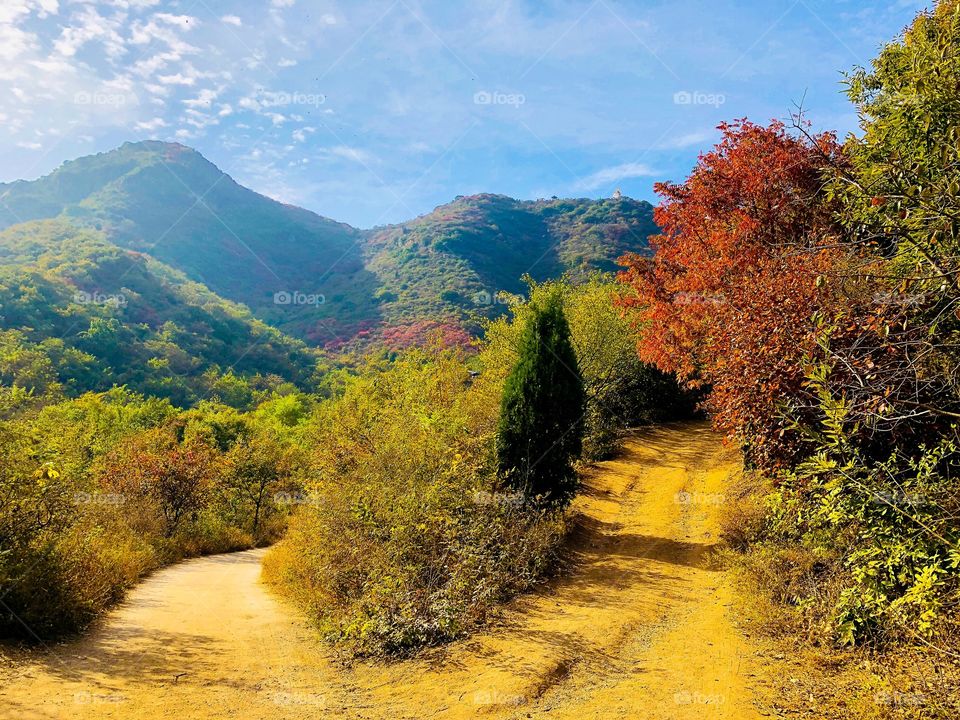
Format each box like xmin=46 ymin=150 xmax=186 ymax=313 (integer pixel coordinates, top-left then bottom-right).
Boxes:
xmin=496 ymin=289 xmax=585 ymax=505
xmin=839 ymin=0 xmax=960 ymax=303
xmin=220 ymin=431 xmax=293 ymax=536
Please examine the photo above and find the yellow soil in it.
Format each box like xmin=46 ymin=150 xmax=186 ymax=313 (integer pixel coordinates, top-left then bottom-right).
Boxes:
xmin=0 ymin=422 xmax=764 ymax=719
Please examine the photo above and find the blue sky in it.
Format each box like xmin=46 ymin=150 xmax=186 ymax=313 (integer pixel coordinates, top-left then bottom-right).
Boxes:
xmin=0 ymin=0 xmax=930 ymax=228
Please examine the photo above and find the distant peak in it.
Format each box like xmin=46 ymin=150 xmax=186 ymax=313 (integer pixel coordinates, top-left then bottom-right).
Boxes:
xmin=121 ymin=140 xmax=196 ymax=153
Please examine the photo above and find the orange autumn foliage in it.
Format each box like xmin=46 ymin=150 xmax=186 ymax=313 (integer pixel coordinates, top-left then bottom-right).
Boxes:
xmin=617 ymin=120 xmax=848 ymax=466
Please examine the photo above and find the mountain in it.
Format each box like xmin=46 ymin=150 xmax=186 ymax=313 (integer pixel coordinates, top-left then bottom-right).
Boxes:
xmin=0 ymin=142 xmax=379 ymax=347
xmin=0 ymin=142 xmax=657 ymax=348
xmin=362 ymin=193 xmax=658 ymax=342
xmin=0 ymin=220 xmax=322 ymax=407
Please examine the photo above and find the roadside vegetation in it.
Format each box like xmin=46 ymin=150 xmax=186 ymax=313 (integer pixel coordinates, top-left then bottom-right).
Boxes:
xmin=263 ymin=280 xmax=688 ymax=655
xmin=0 ymin=275 xmax=686 ymax=651
xmin=617 ymin=2 xmax=960 ymax=714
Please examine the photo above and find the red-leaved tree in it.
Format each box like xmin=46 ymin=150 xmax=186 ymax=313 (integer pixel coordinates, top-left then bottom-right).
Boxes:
xmin=617 ymin=120 xmax=854 ymax=467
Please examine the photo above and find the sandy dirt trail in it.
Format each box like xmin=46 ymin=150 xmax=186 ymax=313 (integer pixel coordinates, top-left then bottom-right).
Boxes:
xmin=0 ymin=422 xmax=765 ymax=719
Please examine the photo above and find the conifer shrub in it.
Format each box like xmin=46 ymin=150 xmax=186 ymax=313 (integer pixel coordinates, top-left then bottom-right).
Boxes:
xmin=495 ymin=289 xmax=585 ymax=505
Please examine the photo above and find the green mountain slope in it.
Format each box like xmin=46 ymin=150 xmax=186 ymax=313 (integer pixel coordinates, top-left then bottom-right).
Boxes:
xmin=0 ymin=143 xmax=656 ymax=348
xmin=0 ymin=142 xmax=380 ymax=346
xmin=362 ymin=193 xmax=657 ymax=342
xmin=0 ymin=220 xmax=322 ymax=407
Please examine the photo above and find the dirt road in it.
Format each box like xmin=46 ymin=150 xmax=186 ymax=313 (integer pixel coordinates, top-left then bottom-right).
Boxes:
xmin=0 ymin=423 xmax=764 ymax=719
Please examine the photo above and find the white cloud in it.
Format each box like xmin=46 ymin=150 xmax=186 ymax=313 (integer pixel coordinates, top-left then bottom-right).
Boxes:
xmin=221 ymin=15 xmax=242 ymax=27
xmin=157 ymin=72 xmax=196 ymax=86
xmin=36 ymin=0 xmax=58 ymax=18
xmin=271 ymin=0 xmax=296 ymax=7
xmin=142 ymin=81 xmax=169 ymax=96
xmin=0 ymin=1 xmax=57 ymax=25
xmin=183 ymin=107 xmax=220 ymax=130
xmin=328 ymin=145 xmax=375 ymax=165
xmin=0 ymin=21 xmax=38 ymax=63
xmin=183 ymin=87 xmax=219 ymax=108
xmin=292 ymin=126 xmax=315 ymax=142
xmin=131 ymin=51 xmax=181 ymax=78
xmin=135 ymin=117 xmax=167 ymax=131
xmin=17 ymin=141 xmax=42 ymax=150
xmin=574 ymin=162 xmax=658 ymax=191
xmin=130 ymin=13 xmax=198 ymax=56
xmin=54 ymin=5 xmax=127 ymax=59
xmin=154 ymin=13 xmax=198 ymax=29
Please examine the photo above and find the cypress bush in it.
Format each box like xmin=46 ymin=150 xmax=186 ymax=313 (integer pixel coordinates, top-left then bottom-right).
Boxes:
xmin=496 ymin=290 xmax=585 ymax=506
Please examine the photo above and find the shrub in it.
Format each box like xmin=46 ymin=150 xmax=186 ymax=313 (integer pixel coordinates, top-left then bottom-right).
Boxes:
xmin=496 ymin=288 xmax=585 ymax=505
xmin=264 ymin=347 xmax=567 ymax=656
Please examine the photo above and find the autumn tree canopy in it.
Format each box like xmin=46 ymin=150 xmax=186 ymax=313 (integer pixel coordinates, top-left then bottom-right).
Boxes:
xmin=617 ymin=120 xmax=850 ymax=465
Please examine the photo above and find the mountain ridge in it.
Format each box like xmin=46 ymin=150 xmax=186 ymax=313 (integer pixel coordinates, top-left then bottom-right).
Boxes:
xmin=0 ymin=141 xmax=657 ymax=348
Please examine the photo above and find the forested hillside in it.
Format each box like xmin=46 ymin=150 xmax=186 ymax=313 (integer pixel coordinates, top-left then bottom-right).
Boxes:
xmin=0 ymin=145 xmax=653 ymax=347
xmin=0 ymin=220 xmax=323 ymax=408
xmin=361 ymin=193 xmax=656 ymax=342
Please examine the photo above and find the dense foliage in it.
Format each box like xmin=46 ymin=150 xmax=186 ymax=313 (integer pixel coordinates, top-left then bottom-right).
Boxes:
xmin=263 ymin=348 xmax=566 ymax=655
xmin=619 ymin=0 xmax=960 ymax=651
xmin=0 ymin=220 xmax=324 ymax=407
xmin=263 ymin=279 xmax=690 ymax=655
xmin=484 ymin=276 xmax=695 ymax=459
xmin=0 ymin=389 xmax=306 ymax=637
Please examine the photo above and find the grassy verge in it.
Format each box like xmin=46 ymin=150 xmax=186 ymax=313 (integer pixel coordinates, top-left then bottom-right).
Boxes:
xmin=719 ymin=471 xmax=960 ymax=719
